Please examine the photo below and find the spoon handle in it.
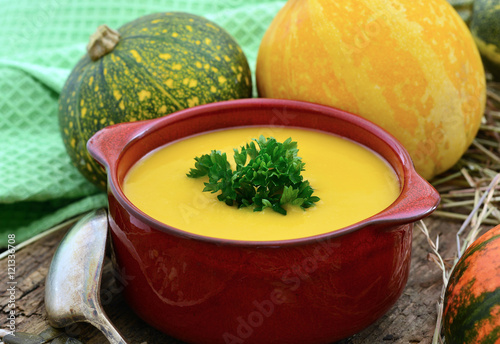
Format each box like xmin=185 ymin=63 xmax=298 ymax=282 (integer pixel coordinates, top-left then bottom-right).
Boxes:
xmin=91 ymin=311 xmax=129 ymax=344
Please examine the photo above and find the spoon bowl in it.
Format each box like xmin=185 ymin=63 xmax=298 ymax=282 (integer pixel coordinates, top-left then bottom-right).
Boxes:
xmin=45 ymin=208 xmax=128 ymax=344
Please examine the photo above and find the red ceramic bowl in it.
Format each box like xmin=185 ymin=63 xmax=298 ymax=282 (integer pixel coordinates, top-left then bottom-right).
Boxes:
xmin=88 ymin=98 xmax=439 ymax=344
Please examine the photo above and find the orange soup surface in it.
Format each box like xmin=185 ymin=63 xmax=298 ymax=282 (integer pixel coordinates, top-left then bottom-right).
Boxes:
xmin=123 ymin=127 xmax=400 ymax=241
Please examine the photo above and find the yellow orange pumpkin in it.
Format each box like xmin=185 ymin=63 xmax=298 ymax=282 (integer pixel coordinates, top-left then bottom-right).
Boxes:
xmin=256 ymin=0 xmax=486 ymax=180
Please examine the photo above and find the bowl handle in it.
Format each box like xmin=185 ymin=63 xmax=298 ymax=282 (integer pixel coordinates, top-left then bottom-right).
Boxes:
xmin=371 ymin=170 xmax=440 ymax=226
xmin=87 ymin=120 xmax=150 ymax=171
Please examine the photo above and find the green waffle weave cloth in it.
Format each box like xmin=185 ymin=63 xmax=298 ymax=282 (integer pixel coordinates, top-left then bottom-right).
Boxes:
xmin=0 ymin=0 xmax=285 ymax=247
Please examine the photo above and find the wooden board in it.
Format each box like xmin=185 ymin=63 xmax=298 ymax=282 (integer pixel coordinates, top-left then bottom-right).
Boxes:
xmin=0 ymin=216 xmax=461 ymax=343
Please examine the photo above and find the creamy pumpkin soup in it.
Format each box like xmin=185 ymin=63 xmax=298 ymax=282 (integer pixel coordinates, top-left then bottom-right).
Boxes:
xmin=123 ymin=127 xmax=400 ymax=241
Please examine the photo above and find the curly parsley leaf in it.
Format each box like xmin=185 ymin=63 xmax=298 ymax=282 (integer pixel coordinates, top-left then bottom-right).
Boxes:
xmin=187 ymin=136 xmax=319 ymax=215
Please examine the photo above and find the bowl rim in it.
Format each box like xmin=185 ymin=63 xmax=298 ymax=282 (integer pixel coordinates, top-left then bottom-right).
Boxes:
xmin=89 ymin=98 xmax=440 ymax=247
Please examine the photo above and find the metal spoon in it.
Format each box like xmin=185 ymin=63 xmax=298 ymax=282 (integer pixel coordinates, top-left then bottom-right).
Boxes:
xmin=45 ymin=208 xmax=128 ymax=344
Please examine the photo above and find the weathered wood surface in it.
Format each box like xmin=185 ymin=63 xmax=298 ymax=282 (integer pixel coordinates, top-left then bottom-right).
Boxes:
xmin=0 ymin=216 xmax=462 ymax=344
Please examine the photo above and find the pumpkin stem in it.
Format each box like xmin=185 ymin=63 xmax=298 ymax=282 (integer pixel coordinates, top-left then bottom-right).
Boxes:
xmin=87 ymin=25 xmax=120 ymax=61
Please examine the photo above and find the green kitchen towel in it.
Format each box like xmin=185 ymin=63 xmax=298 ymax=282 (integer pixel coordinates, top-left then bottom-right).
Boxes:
xmin=0 ymin=0 xmax=286 ymax=247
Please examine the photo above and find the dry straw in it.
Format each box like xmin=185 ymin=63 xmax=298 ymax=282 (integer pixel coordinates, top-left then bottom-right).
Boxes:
xmin=422 ymin=80 xmax=500 ymax=343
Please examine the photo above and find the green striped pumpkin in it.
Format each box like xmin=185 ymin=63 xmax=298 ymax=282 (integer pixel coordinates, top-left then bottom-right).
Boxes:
xmin=59 ymin=12 xmax=252 ymax=189
xmin=470 ymin=0 xmax=500 ymax=79
xmin=447 ymin=0 xmax=474 ymax=24
xmin=443 ymin=224 xmax=500 ymax=343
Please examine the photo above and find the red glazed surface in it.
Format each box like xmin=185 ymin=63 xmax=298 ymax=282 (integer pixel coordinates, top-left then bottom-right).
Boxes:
xmin=87 ymin=98 xmax=440 ymax=344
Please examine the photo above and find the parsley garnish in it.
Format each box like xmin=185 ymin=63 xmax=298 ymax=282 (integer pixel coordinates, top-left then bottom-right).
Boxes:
xmin=187 ymin=135 xmax=320 ymax=215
